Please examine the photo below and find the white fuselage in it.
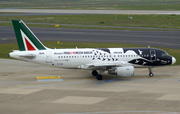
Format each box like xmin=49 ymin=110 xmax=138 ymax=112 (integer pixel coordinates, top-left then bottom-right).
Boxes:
xmin=9 ymin=48 xmax=147 ymax=70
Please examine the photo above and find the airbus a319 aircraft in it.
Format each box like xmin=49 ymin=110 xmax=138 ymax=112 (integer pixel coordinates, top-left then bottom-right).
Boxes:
xmin=9 ymin=20 xmax=176 ymax=80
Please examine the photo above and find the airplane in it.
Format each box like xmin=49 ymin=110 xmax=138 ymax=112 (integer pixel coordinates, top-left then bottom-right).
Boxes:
xmin=9 ymin=20 xmax=176 ymax=80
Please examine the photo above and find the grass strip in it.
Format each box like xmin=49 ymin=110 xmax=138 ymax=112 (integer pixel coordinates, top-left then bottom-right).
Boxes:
xmin=36 ymin=3 xmax=180 ymax=10
xmin=1 ymin=22 xmax=177 ymax=31
xmin=0 ymin=14 xmax=180 ymax=30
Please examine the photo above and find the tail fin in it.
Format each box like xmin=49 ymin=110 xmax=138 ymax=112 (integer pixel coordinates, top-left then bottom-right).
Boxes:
xmin=12 ymin=20 xmax=47 ymax=51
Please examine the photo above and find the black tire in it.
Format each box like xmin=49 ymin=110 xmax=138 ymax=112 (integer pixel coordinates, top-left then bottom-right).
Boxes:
xmin=96 ymin=75 xmax=103 ymax=80
xmin=149 ymin=73 xmax=154 ymax=77
xmin=92 ymin=70 xmax=98 ymax=76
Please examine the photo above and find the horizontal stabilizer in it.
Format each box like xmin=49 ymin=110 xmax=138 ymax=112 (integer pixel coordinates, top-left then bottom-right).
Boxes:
xmin=19 ymin=54 xmax=36 ymax=59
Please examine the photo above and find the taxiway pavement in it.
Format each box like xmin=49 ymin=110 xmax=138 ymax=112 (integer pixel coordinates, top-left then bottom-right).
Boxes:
xmin=0 ymin=26 xmax=180 ymax=49
xmin=0 ymin=59 xmax=180 ymax=114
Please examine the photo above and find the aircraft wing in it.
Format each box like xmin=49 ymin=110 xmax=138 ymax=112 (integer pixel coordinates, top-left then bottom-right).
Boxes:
xmin=79 ymin=61 xmax=129 ymax=70
xmin=87 ymin=62 xmax=124 ymax=67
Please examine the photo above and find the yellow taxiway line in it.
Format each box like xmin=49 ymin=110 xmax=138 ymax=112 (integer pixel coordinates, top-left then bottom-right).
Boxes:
xmin=35 ymin=76 xmax=61 ymax=79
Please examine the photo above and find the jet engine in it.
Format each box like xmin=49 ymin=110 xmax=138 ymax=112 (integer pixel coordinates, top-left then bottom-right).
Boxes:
xmin=108 ymin=66 xmax=134 ymax=77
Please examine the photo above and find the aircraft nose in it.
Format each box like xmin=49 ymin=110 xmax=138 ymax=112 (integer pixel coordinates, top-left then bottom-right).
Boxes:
xmin=172 ymin=57 xmax=176 ymax=65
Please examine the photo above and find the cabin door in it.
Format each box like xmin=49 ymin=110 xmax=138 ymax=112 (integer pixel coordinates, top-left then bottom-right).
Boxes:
xmin=150 ymin=50 xmax=156 ymax=61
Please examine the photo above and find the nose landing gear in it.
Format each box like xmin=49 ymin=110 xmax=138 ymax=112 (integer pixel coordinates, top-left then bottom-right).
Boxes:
xmin=148 ymin=68 xmax=154 ymax=77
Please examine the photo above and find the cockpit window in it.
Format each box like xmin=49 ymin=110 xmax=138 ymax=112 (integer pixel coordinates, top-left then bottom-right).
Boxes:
xmin=162 ymin=52 xmax=168 ymax=56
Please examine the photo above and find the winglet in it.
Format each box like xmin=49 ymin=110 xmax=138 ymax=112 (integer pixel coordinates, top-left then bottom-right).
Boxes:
xmin=12 ymin=20 xmax=47 ymax=51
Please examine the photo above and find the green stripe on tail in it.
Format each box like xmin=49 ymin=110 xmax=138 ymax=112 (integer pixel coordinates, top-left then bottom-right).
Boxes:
xmin=12 ymin=20 xmax=46 ymax=51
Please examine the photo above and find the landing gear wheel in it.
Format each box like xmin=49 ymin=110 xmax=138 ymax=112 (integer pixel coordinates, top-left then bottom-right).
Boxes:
xmin=92 ymin=70 xmax=98 ymax=76
xmin=148 ymin=68 xmax=154 ymax=77
xmin=96 ymin=75 xmax=103 ymax=80
xmin=149 ymin=73 xmax=154 ymax=77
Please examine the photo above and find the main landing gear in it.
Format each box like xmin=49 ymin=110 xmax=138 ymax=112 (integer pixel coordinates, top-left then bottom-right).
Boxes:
xmin=148 ymin=68 xmax=154 ymax=77
xmin=92 ymin=68 xmax=154 ymax=80
xmin=92 ymin=70 xmax=103 ymax=80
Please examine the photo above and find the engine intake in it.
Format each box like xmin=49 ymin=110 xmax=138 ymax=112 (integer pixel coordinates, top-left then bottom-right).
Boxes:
xmin=108 ymin=66 xmax=134 ymax=77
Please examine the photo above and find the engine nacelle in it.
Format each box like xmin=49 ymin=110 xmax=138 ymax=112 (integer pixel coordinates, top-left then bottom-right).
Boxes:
xmin=108 ymin=66 xmax=134 ymax=77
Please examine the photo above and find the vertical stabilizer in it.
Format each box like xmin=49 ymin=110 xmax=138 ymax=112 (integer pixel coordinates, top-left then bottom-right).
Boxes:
xmin=12 ymin=20 xmax=47 ymax=51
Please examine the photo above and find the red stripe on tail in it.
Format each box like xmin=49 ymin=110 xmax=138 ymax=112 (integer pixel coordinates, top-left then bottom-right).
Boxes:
xmin=25 ymin=37 xmax=36 ymax=51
